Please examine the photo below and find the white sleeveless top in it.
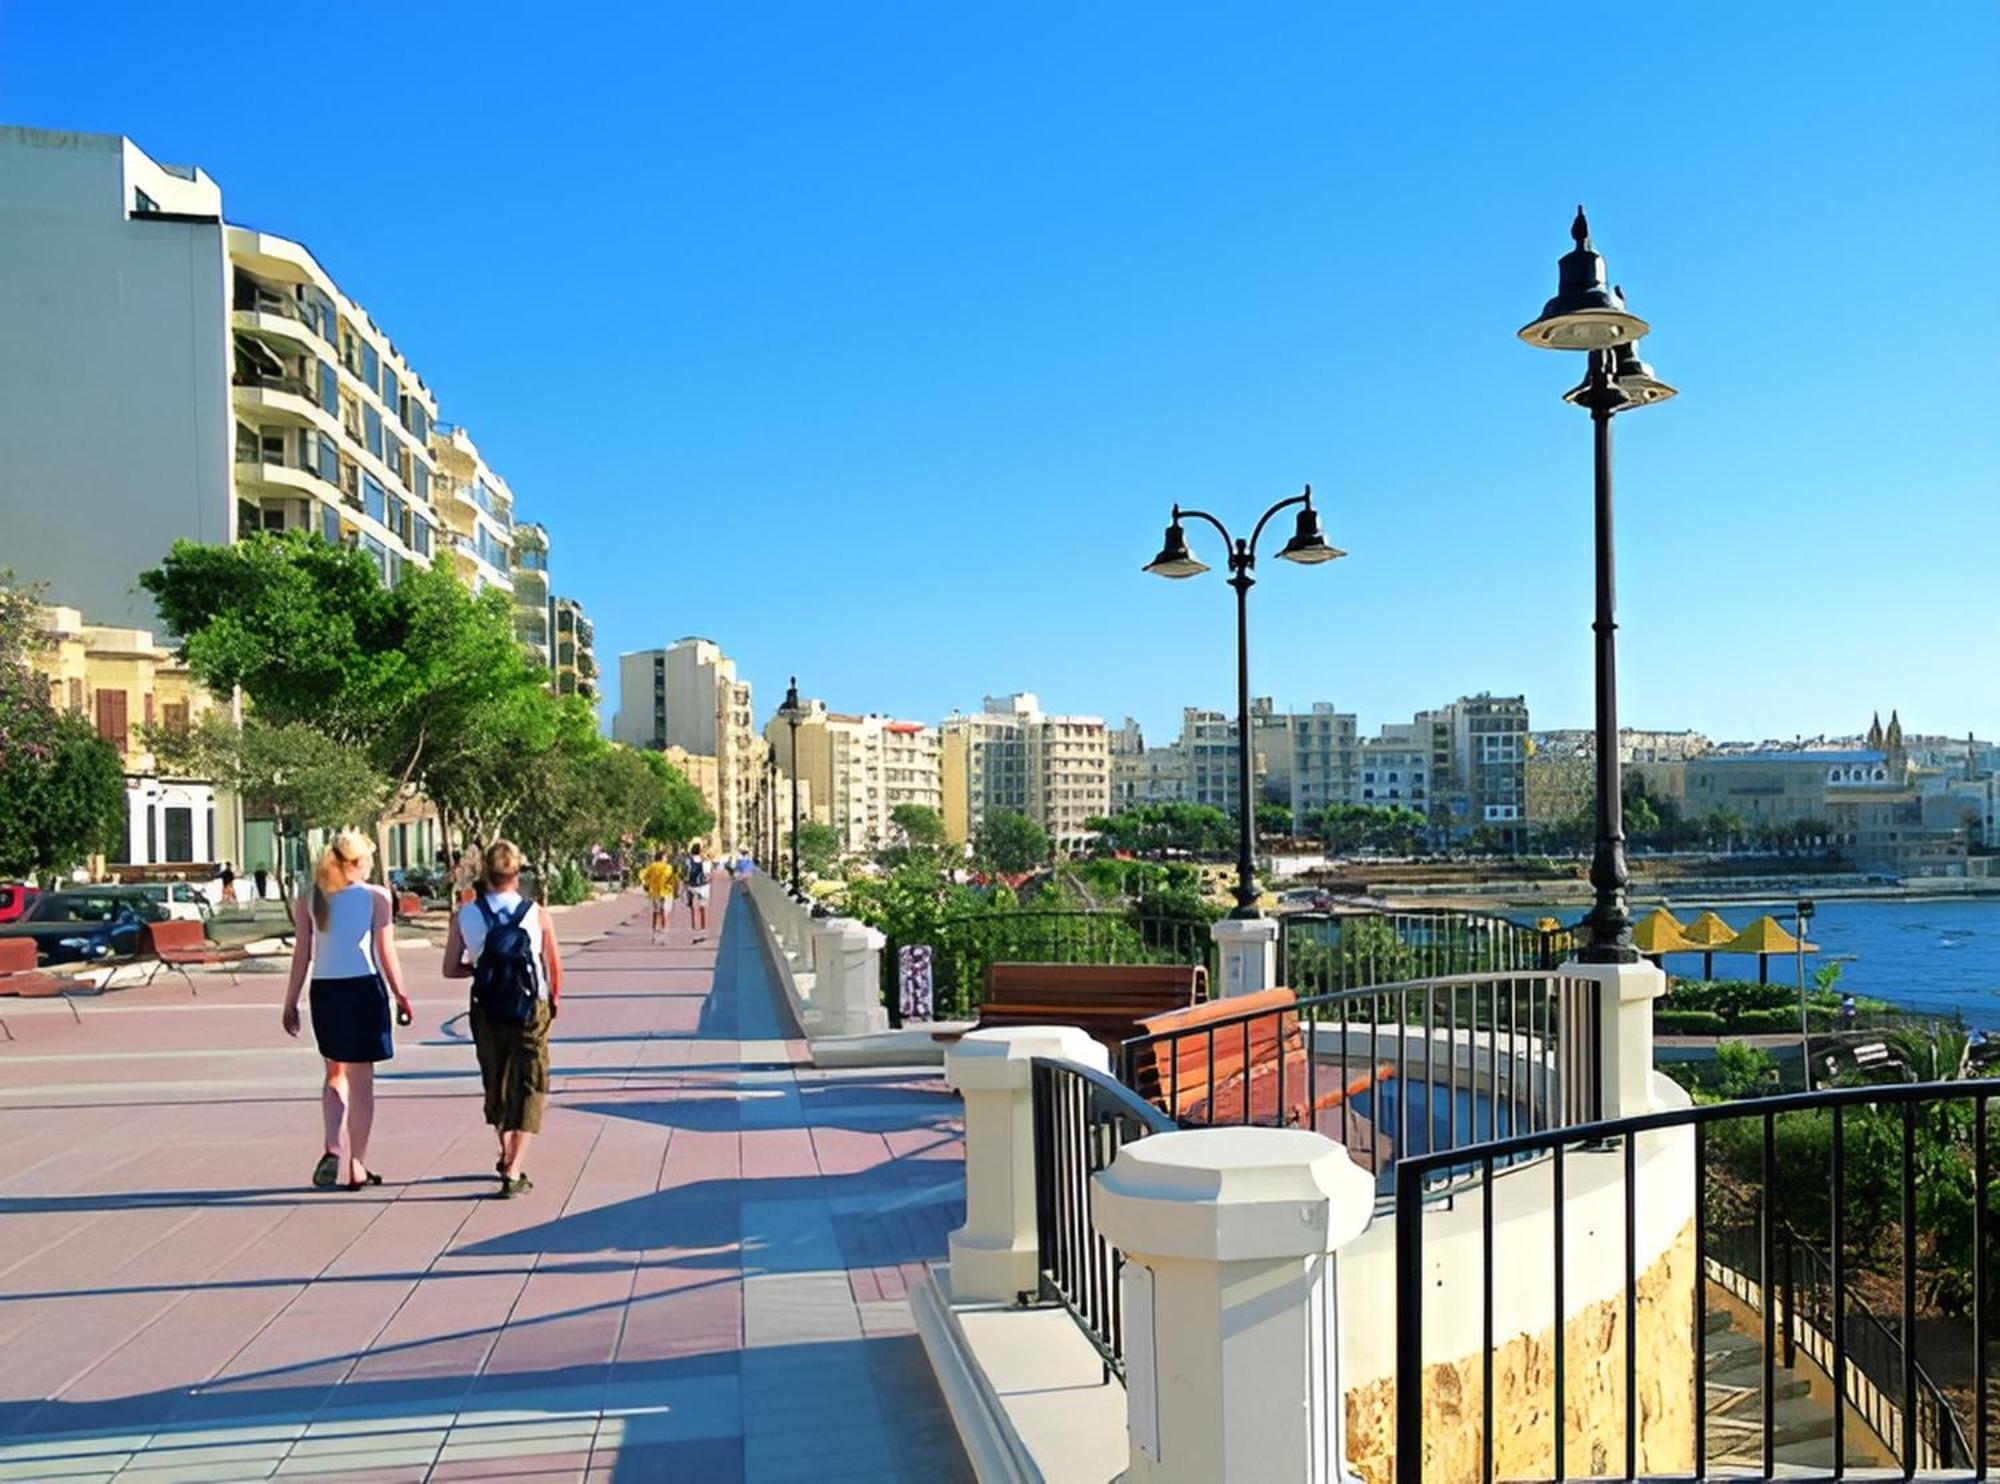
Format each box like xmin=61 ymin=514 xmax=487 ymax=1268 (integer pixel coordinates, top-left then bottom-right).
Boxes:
xmin=312 ymin=884 xmax=384 ymax=980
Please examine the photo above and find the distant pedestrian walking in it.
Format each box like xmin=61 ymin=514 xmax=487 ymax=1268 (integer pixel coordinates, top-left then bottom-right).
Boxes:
xmin=280 ymin=828 xmax=413 ymax=1191
xmin=683 ymin=841 xmax=711 ymax=941
xmin=253 ymin=866 xmax=269 ymax=901
xmin=1840 ymin=992 xmax=1858 ymax=1030
xmin=639 ymin=850 xmax=679 ymax=941
xmin=443 ymin=840 xmax=563 ymax=1199
xmin=219 ymin=860 xmax=237 ymax=905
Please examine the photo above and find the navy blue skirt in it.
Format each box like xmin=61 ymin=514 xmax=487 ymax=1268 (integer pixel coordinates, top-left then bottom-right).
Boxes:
xmin=309 ymin=974 xmax=394 ymax=1064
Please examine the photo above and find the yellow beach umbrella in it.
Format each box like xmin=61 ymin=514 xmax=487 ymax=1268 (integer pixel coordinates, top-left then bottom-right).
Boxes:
xmin=1631 ymin=906 xmax=1693 ymax=959
xmin=1680 ymin=910 xmax=1738 ymax=980
xmin=1722 ymin=914 xmax=1820 ymax=984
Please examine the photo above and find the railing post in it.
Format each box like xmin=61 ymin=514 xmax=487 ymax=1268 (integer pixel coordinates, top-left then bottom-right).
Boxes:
xmin=1210 ymin=916 xmax=1279 ymax=997
xmin=1557 ymin=956 xmax=1667 ymax=1117
xmin=806 ymin=915 xmax=888 ymax=1039
xmin=1093 ymin=1126 xmax=1373 ymax=1484
xmin=944 ymin=1027 xmax=1108 ymax=1303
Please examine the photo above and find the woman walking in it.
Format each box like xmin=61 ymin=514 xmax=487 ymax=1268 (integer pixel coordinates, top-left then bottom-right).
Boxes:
xmin=442 ymin=841 xmax=562 ymax=1198
xmin=280 ymin=828 xmax=413 ymax=1191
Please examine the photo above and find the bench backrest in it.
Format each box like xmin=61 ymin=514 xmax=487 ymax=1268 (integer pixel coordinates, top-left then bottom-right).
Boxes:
xmin=140 ymin=918 xmax=209 ymax=955
xmin=984 ymin=961 xmax=1206 ymax=1008
xmin=396 ymin=891 xmax=422 ymax=918
xmin=0 ymin=938 xmax=36 ymax=973
xmin=1126 ymin=988 xmax=1301 ymax=1112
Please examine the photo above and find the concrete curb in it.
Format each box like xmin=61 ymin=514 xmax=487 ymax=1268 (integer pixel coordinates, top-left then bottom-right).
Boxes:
xmin=912 ymin=1266 xmax=1041 ymax=1484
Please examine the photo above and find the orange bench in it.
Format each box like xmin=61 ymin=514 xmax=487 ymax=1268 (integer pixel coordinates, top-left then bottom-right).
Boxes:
xmin=0 ymin=937 xmax=82 ymax=999
xmin=140 ymin=918 xmax=249 ymax=993
xmin=395 ymin=891 xmax=422 ymax=920
xmin=1127 ymin=988 xmax=1394 ymax=1169
xmin=935 ymin=961 xmax=1207 ymax=1056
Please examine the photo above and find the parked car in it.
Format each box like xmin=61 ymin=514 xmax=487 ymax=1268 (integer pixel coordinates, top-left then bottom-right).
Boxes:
xmin=0 ymin=882 xmax=40 ymax=925
xmin=128 ymin=881 xmax=213 ymax=922
xmin=0 ymin=889 xmax=167 ymax=966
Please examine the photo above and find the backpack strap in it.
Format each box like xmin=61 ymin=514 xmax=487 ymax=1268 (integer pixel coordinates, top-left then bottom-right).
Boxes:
xmin=473 ymin=895 xmax=500 ymax=929
xmin=505 ymin=900 xmax=534 ymax=928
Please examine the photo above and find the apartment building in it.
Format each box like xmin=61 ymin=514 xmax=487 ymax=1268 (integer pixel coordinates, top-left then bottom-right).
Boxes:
xmin=1354 ymin=725 xmax=1431 ymax=812
xmin=615 ymin=639 xmax=759 ymax=854
xmin=511 ymin=524 xmax=553 ymax=665
xmin=0 ymin=127 xmax=575 ymax=690
xmin=551 ymin=597 xmax=598 ymax=702
xmin=430 ymin=425 xmax=513 ymax=595
xmin=32 ymin=605 xmax=241 ymax=871
xmin=1111 ymin=746 xmax=1191 ymax=810
xmin=763 ymin=705 xmax=940 ymax=856
xmin=940 ymin=694 xmax=1110 ymax=853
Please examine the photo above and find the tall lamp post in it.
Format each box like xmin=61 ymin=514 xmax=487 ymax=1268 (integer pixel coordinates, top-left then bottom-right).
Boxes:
xmin=1519 ymin=207 xmax=1676 ymax=963
xmin=780 ymin=677 xmax=803 ymax=897
xmin=1143 ymin=486 xmax=1344 ymax=917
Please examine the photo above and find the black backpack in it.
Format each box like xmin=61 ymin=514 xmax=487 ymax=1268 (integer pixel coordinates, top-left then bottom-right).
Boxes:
xmin=471 ymin=897 xmax=539 ymax=1026
xmin=686 ymin=855 xmax=708 ymax=887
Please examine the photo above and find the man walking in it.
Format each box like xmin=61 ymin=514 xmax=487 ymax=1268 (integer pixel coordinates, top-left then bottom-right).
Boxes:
xmin=639 ymin=851 xmax=678 ymax=942
xmin=683 ymin=841 xmax=712 ymax=943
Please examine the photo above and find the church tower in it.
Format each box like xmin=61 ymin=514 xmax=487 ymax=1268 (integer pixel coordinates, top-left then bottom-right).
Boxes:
xmin=1885 ymin=710 xmax=1906 ymax=781
xmin=1867 ymin=712 xmax=1883 ymax=750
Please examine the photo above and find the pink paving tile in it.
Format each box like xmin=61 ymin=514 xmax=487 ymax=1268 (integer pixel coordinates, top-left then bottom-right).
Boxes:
xmin=737 ymin=1127 xmax=817 ymax=1179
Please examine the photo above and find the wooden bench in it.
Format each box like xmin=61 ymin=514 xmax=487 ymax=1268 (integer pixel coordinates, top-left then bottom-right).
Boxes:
xmin=0 ymin=937 xmax=91 ymax=1028
xmin=934 ymin=961 xmax=1207 ymax=1056
xmin=140 ymin=918 xmax=249 ymax=993
xmin=1126 ymin=988 xmax=1395 ymax=1170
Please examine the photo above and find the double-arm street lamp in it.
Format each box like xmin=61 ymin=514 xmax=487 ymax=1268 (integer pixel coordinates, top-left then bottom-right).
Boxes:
xmin=1518 ymin=207 xmax=1676 ymax=963
xmin=1144 ymin=487 xmax=1344 ymax=917
xmin=779 ymin=676 xmax=804 ymax=897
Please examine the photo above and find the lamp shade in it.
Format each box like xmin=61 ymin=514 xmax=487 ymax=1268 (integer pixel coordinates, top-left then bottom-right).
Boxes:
xmin=1608 ymin=329 xmax=1677 ymax=406
xmin=1276 ymin=503 xmax=1345 ymax=565
xmin=1143 ymin=520 xmax=1209 ymax=579
xmin=782 ymin=676 xmax=800 ymax=716
xmin=1519 ymin=207 xmax=1650 ymax=351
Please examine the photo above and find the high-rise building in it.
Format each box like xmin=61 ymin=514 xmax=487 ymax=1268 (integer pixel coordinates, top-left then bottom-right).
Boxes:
xmin=1355 ymin=725 xmax=1431 ymax=813
xmin=940 ymin=694 xmax=1109 ymax=853
xmin=763 ymin=703 xmax=940 ymax=855
xmin=614 ymin=639 xmax=758 ymax=853
xmin=0 ymin=126 xmax=573 ymax=672
xmin=510 ymin=524 xmax=553 ymax=666
xmin=551 ymin=597 xmax=597 ymax=703
xmin=429 ymin=425 xmax=513 ymax=595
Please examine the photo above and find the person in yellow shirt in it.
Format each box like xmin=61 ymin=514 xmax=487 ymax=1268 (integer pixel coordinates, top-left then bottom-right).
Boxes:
xmin=639 ymin=851 xmax=679 ymax=940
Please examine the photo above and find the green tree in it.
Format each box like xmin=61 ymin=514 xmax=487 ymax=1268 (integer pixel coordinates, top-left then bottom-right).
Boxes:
xmin=975 ymin=809 xmax=1050 ymax=874
xmin=150 ymin=714 xmax=388 ymax=900
xmin=793 ymin=821 xmax=841 ymax=877
xmin=637 ymin=749 xmax=714 ymax=847
xmin=0 ymin=572 xmax=128 ymax=883
xmin=1256 ymin=802 xmax=1293 ymax=839
xmin=890 ymin=803 xmax=946 ymax=848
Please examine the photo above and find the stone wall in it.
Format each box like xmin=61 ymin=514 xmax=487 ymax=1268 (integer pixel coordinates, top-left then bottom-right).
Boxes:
xmin=1344 ymin=1219 xmax=1697 ymax=1484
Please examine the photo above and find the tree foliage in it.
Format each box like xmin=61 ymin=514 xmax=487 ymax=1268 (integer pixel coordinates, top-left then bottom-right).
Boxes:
xmin=1082 ymin=802 xmax=1234 ymax=857
xmin=638 ymin=749 xmax=714 ymax=847
xmin=793 ymin=821 xmax=841 ymax=877
xmin=974 ymin=809 xmax=1050 ymax=874
xmin=0 ymin=572 xmax=128 ymax=882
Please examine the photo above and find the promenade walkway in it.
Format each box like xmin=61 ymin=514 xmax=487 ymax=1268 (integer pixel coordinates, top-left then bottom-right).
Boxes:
xmin=0 ymin=879 xmax=971 ymax=1481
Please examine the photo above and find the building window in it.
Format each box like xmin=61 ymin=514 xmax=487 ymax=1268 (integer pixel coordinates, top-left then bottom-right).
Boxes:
xmin=163 ymin=807 xmax=194 ymax=863
xmin=317 ymin=433 xmax=338 ymax=485
xmin=361 ymin=342 xmax=378 ymax=390
xmin=364 ymin=406 xmax=383 ymax=460
xmin=94 ymin=690 xmax=128 ymax=753
xmin=410 ymin=461 xmax=429 ymax=502
xmin=412 ymin=520 xmax=432 ymax=558
xmin=383 ymin=370 xmax=401 ymax=421
xmin=319 ymin=361 xmax=339 ymax=413
xmin=362 ymin=475 xmax=387 ymax=526
xmin=322 ymin=503 xmax=341 ymax=544
xmin=134 ymin=187 xmax=158 ymax=213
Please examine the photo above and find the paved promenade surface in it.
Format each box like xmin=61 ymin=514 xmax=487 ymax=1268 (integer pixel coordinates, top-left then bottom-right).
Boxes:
xmin=0 ymin=880 xmax=971 ymax=1481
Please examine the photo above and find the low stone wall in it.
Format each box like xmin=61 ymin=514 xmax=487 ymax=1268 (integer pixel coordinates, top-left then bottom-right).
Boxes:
xmin=1343 ymin=1218 xmax=1696 ymax=1484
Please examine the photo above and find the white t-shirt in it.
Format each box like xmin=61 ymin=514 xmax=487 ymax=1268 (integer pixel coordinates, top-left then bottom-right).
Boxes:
xmin=310 ymin=883 xmax=388 ymax=980
xmin=457 ymin=890 xmax=550 ymax=998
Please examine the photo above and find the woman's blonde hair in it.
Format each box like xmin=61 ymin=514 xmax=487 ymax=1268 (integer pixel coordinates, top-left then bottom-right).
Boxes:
xmin=482 ymin=839 xmax=524 ymax=890
xmin=311 ymin=827 xmax=374 ymax=931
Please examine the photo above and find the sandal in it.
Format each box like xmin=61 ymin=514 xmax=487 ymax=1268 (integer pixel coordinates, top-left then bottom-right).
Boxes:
xmin=346 ymin=1170 xmax=383 ymax=1191
xmin=312 ymin=1152 xmax=341 ymax=1190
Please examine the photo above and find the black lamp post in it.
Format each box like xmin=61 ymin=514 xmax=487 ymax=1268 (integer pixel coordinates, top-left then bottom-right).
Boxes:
xmin=1144 ymin=486 xmax=1344 ymax=917
xmin=781 ymin=676 xmax=803 ymax=896
xmin=1519 ymin=207 xmax=1676 ymax=964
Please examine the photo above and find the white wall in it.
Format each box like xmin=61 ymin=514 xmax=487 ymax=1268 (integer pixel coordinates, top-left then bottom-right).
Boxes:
xmin=664 ymin=638 xmax=722 ymax=754
xmin=0 ymin=128 xmax=232 ymax=631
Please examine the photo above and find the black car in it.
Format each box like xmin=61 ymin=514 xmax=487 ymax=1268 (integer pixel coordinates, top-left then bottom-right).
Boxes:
xmin=0 ymin=889 xmax=166 ymax=966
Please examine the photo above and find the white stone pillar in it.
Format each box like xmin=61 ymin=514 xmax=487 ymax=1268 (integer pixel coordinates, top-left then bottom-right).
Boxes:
xmin=806 ymin=915 xmax=889 ymax=1039
xmin=1561 ymin=957 xmax=1668 ymax=1118
xmin=944 ymin=1026 xmax=1109 ymax=1303
xmin=1093 ymin=1127 xmax=1372 ymax=1484
xmin=1210 ymin=915 xmax=1279 ymax=997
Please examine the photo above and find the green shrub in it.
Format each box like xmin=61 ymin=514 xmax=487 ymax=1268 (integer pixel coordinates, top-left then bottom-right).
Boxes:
xmin=545 ymin=861 xmax=590 ymax=905
xmin=1657 ymin=1010 xmax=1727 ymax=1035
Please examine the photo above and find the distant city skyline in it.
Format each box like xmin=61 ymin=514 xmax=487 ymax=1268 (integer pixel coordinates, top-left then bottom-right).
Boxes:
xmin=2 ymin=6 xmax=1993 ymax=748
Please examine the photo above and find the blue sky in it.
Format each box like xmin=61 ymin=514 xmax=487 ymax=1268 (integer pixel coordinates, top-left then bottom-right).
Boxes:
xmin=4 ymin=3 xmax=1995 ymax=745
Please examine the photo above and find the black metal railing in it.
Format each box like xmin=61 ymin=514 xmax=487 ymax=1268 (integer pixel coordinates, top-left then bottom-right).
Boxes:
xmin=1392 ymin=1079 xmax=1998 ymax=1483
xmin=1708 ymin=1224 xmax=1974 ymax=1470
xmin=1029 ymin=1055 xmax=1177 ymax=1379
xmin=1120 ymin=970 xmax=1600 ymax=1192
xmin=881 ymin=908 xmax=1216 ymax=1023
xmin=1278 ymin=907 xmax=1570 ymax=996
